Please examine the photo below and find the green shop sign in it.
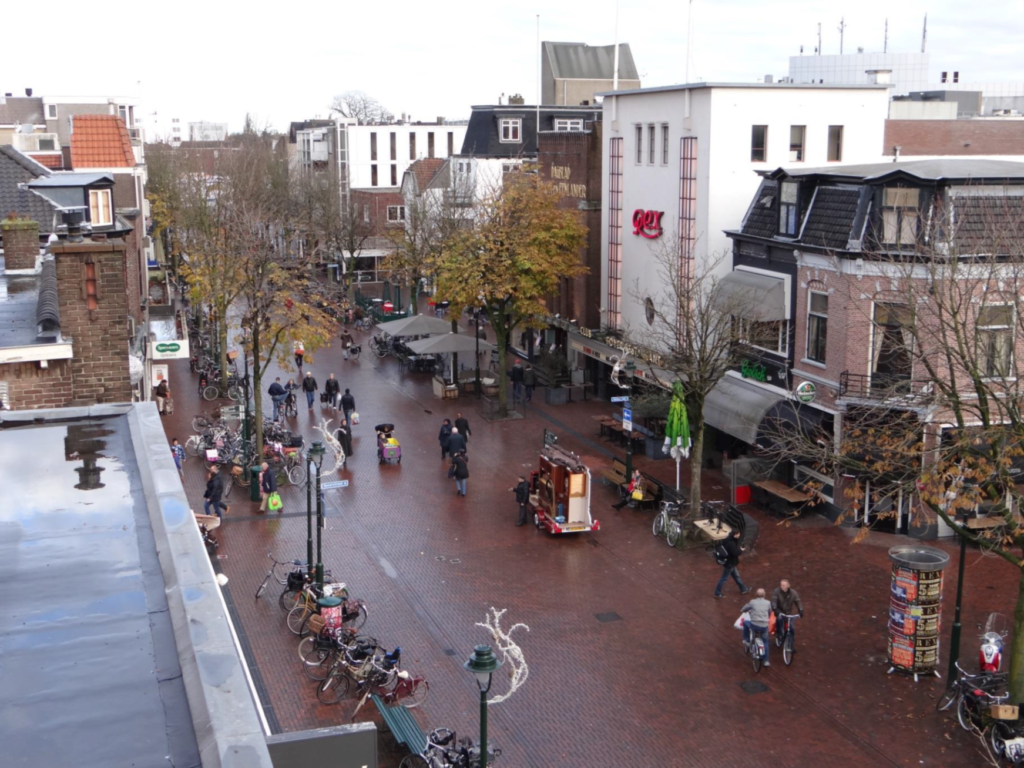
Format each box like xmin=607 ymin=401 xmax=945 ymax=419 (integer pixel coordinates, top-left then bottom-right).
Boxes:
xmin=155 ymin=343 xmax=181 ymax=353
xmin=740 ymin=359 xmax=767 ymax=382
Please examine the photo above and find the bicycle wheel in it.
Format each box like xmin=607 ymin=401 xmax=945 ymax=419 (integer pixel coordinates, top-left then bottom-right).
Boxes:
xmin=351 ymin=347 xmax=361 ymax=361
xmin=751 ymin=644 xmax=762 ymax=674
xmin=185 ymin=435 xmax=203 ymax=457
xmin=233 ymin=466 xmax=252 ymax=487
xmin=192 ymin=416 xmax=210 ymax=432
xmin=652 ymin=513 xmax=665 ymax=537
xmin=399 ymin=756 xmax=429 ymax=768
xmin=666 ymin=521 xmax=681 ymax=548
xmin=287 ymin=604 xmax=313 ymax=635
xmin=402 ymin=679 xmax=429 ymax=709
xmin=783 ymin=635 xmax=794 ymax=666
xmin=375 ymin=343 xmax=387 ymax=359
xmin=936 ymin=684 xmax=959 ymax=712
xmin=342 ymin=603 xmax=368 ymax=631
xmin=227 ymin=385 xmax=242 ymax=402
xmin=203 ymin=385 xmax=220 ymax=401
xmin=255 ymin=573 xmax=272 ymax=600
xmin=287 ymin=463 xmax=307 ymax=486
xmin=317 ymin=673 xmax=351 ymax=705
xmin=222 ymin=481 xmax=233 ymax=500
xmin=956 ymin=696 xmax=978 ymax=732
xmin=302 ymin=647 xmax=334 ymax=681
xmin=279 ymin=588 xmax=302 ymax=612
xmin=775 ymin=625 xmax=785 ymax=648
xmin=991 ymin=720 xmax=1014 ymax=758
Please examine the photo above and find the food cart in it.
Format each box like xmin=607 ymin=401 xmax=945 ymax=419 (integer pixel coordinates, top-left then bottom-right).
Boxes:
xmin=528 ymin=443 xmax=600 ymax=534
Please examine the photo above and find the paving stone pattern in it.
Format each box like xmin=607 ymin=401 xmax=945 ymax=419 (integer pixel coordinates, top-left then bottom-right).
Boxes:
xmin=162 ymin=318 xmax=1003 ymax=767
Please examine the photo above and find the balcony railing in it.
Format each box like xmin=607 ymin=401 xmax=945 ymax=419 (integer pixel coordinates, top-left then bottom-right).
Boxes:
xmin=839 ymin=371 xmax=930 ymax=402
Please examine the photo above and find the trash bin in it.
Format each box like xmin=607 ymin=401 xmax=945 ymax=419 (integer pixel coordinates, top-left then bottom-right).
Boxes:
xmin=887 ymin=545 xmax=950 ymax=678
xmin=249 ymin=466 xmax=262 ymax=502
xmin=317 ymin=595 xmax=343 ymax=632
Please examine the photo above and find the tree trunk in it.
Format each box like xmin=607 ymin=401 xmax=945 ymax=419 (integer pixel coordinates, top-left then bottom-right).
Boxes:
xmin=450 ymin=318 xmax=459 ymax=380
xmin=252 ymin=324 xmax=264 ymax=458
xmin=495 ymin=317 xmax=508 ymax=418
xmin=408 ymin=280 xmax=417 ymax=316
xmin=689 ymin=418 xmax=705 ymax=513
xmin=216 ymin=297 xmax=229 ymax=387
xmin=1010 ymin=566 xmax=1024 ymax=704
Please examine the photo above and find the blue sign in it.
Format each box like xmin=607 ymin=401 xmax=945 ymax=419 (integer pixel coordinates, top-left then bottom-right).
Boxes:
xmin=321 ymin=480 xmax=349 ymax=490
xmin=622 ymin=408 xmax=633 ymax=432
xmin=610 ymin=396 xmax=630 ymax=403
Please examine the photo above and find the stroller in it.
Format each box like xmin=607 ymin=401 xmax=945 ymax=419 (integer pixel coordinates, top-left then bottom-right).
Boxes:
xmin=376 ymin=424 xmax=401 ymax=465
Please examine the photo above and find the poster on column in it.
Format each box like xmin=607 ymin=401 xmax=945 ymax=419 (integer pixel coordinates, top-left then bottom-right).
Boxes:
xmin=151 ymin=364 xmax=169 ymax=388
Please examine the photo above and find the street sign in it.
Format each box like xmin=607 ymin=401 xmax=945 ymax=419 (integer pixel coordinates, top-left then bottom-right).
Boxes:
xmin=543 ymin=429 xmax=558 ymax=447
xmin=610 ymin=395 xmax=630 ymax=403
xmin=321 ymin=480 xmax=349 ymax=490
xmin=622 ymin=407 xmax=633 ymax=432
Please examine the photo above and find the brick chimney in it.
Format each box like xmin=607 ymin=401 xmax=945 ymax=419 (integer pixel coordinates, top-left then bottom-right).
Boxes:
xmin=50 ymin=219 xmax=133 ymax=406
xmin=1 ymin=215 xmax=40 ymax=272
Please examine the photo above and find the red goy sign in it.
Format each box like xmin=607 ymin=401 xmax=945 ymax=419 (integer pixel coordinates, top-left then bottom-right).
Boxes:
xmin=632 ymin=209 xmax=664 ymax=238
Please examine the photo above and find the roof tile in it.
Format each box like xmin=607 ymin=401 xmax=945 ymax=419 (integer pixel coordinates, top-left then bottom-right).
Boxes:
xmin=69 ymin=115 xmax=135 ymax=169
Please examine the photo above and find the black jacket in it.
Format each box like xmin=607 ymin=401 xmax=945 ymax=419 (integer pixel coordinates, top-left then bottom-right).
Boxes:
xmin=302 ymin=376 xmax=318 ymax=392
xmin=721 ymin=537 xmax=743 ymax=569
xmin=514 ymin=480 xmax=530 ymax=504
xmin=340 ymin=393 xmax=356 ymax=411
xmin=771 ymin=587 xmax=803 ymax=615
xmin=204 ymin=473 xmax=225 ymax=503
xmin=336 ymin=426 xmax=353 ymax=456
xmin=453 ymin=455 xmax=469 ymax=480
xmin=438 ymin=423 xmax=452 ymax=448
xmin=268 ymin=381 xmax=286 ymax=397
xmin=454 ymin=417 xmax=470 ymax=438
xmin=261 ymin=469 xmax=277 ymax=493
xmin=448 ymin=432 xmax=467 ymax=455
xmin=523 ymin=368 xmax=536 ymax=387
xmin=155 ymin=380 xmax=169 ymax=398
xmin=324 ymin=378 xmax=340 ymax=395
xmin=510 ymin=364 xmax=524 ymax=382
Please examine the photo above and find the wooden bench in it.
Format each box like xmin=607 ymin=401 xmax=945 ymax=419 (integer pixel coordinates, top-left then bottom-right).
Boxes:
xmin=600 ymin=458 xmax=629 ymax=486
xmin=636 ymin=472 xmax=665 ymax=510
xmin=372 ymin=694 xmax=427 ymax=756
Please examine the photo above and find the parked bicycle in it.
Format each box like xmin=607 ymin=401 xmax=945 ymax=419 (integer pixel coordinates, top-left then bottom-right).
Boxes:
xmin=936 ymin=660 xmax=1007 ymax=713
xmin=652 ymin=500 xmax=684 ymax=547
xmin=354 ymin=316 xmax=373 ymax=332
xmin=255 ymin=553 xmax=309 ymax=606
xmin=316 ymin=641 xmax=390 ymax=704
xmin=400 ymin=728 xmax=501 ymax=768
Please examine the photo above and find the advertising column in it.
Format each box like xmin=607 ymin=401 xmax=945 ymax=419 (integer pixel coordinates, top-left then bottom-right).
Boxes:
xmin=887 ymin=545 xmax=950 ymax=680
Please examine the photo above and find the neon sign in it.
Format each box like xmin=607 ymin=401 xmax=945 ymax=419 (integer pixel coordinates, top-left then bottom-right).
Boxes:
xmin=632 ymin=209 xmax=664 ymax=239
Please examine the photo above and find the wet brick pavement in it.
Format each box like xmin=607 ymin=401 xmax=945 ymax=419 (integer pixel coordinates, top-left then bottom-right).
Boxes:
xmin=160 ymin=317 xmax=1003 ymax=767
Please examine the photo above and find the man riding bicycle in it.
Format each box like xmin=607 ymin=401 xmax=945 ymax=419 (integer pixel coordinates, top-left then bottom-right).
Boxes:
xmin=741 ymin=588 xmax=773 ymax=667
xmin=771 ymin=579 xmax=804 ymax=652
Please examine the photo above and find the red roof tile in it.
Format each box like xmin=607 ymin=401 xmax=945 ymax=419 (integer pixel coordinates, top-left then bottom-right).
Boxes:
xmin=69 ymin=114 xmax=135 ymax=169
xmin=28 ymin=153 xmax=64 ymax=169
xmin=407 ymin=158 xmax=446 ymax=193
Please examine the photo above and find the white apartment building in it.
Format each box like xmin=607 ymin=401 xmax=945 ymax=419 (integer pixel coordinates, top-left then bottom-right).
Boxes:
xmin=598 ymin=82 xmax=890 ymax=335
xmin=348 ymin=123 xmax=467 ymax=189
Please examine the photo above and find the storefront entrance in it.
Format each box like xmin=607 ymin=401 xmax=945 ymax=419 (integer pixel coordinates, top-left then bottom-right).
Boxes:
xmin=861 ymin=483 xmax=911 ymax=535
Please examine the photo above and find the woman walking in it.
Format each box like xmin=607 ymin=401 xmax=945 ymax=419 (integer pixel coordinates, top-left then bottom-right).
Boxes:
xmin=452 ymin=451 xmax=469 ymax=497
xmin=438 ymin=418 xmax=453 ymax=459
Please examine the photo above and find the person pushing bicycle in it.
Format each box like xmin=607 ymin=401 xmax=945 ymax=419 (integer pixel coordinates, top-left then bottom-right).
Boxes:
xmin=771 ymin=579 xmax=804 ymax=652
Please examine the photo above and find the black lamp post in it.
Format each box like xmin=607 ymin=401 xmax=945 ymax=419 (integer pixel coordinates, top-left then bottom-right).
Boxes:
xmin=474 ymin=294 xmax=485 ymax=398
xmin=307 ymin=440 xmax=326 ymax=588
xmin=947 ymin=511 xmax=970 ymax=680
xmin=464 ymin=644 xmax=503 ymax=766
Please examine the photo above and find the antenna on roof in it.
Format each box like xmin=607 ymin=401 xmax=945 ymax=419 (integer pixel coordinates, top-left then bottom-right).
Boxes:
xmin=612 ymin=0 xmax=620 ymax=92
xmin=817 ymin=23 xmax=822 ymax=56
xmin=884 ymin=18 xmax=888 ymax=53
xmin=837 ymin=17 xmax=847 ymax=55
xmin=921 ymin=13 xmax=927 ymax=52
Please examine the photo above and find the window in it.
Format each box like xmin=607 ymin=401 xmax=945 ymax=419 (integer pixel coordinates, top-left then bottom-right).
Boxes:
xmin=172 ymin=126 xmax=181 ymax=133
xmin=751 ymin=125 xmax=768 ymax=162
xmin=789 ymin=125 xmax=806 ymax=162
xmin=607 ymin=137 xmax=624 ymax=327
xmin=387 ymin=205 xmax=406 ymax=223
xmin=648 ymin=125 xmax=656 ymax=164
xmin=978 ymin=305 xmax=1013 ymax=378
xmin=89 ymin=189 xmax=112 ymax=226
xmin=390 ymin=164 xmax=397 ymax=186
xmin=500 ymin=119 xmax=521 ymax=143
xmin=779 ymin=181 xmax=800 ymax=236
xmin=46 ymin=104 xmax=57 ymax=119
xmin=871 ymin=303 xmax=913 ymax=390
xmin=370 ymin=133 xmax=378 ymax=161
xmin=554 ymin=118 xmax=584 ymax=131
xmin=38 ymin=137 xmax=55 ymax=151
xmin=172 ymin=118 xmax=179 ymax=123
xmin=117 ymin=105 xmax=127 ymax=123
xmin=738 ymin=318 xmax=786 ymax=354
xmin=881 ymin=187 xmax=919 ymax=246
xmin=390 ymin=132 xmax=396 ymax=161
xmin=447 ymin=131 xmax=454 ymax=154
xmin=827 ymin=126 xmax=843 ymax=162
xmin=428 ymin=132 xmax=435 ymax=158
xmin=807 ymin=292 xmax=828 ymax=363
xmin=661 ymin=124 xmax=669 ymax=165
xmin=635 ymin=125 xmax=643 ymax=163
xmin=363 ymin=204 xmax=370 ymax=223
xmin=409 ymin=133 xmax=416 ymax=159
xmin=953 ymin=71 xmax=959 ymax=84
xmin=941 ymin=71 xmax=948 ymax=83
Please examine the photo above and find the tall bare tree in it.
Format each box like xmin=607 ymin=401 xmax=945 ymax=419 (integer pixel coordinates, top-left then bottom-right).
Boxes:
xmin=329 ymin=91 xmax=393 ymax=125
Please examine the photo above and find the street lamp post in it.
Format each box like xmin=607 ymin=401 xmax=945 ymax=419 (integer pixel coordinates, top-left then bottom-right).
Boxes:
xmin=464 ymin=645 xmax=503 ymax=767
xmin=307 ymin=441 xmax=327 ymax=588
xmin=947 ymin=512 xmax=969 ymax=680
xmin=474 ymin=310 xmax=481 ymax=398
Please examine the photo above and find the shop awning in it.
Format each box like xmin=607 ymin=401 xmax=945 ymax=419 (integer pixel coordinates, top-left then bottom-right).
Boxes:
xmin=715 ymin=271 xmax=786 ymax=321
xmin=703 ymin=376 xmax=784 ymax=445
xmin=757 ymin=399 xmax=830 ymax=453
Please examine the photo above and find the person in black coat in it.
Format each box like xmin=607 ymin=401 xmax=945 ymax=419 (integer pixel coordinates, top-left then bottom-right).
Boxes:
xmin=301 ymin=371 xmax=318 ymax=410
xmin=336 ymin=420 xmax=353 ymax=467
xmin=448 ymin=427 xmax=467 ymax=456
xmin=452 ymin=452 xmax=469 ymax=496
xmin=510 ymin=360 xmax=525 ymax=400
xmin=714 ymin=529 xmax=750 ymax=598
xmin=512 ymin=474 xmax=531 ymax=526
xmin=454 ymin=412 xmax=471 ymax=443
xmin=203 ymin=465 xmax=229 ymax=518
xmin=438 ymin=419 xmax=453 ymax=459
xmin=340 ymin=389 xmax=356 ymax=426
xmin=259 ymin=461 xmax=279 ymax=512
xmin=324 ymin=373 xmax=341 ymax=410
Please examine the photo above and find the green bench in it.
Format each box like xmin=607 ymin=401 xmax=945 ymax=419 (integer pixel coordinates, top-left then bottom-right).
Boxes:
xmin=371 ymin=694 xmax=427 ymax=756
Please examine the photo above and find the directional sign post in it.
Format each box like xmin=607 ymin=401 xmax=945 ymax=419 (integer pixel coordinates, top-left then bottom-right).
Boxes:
xmin=620 ymin=400 xmax=634 ymax=480
xmin=321 ymin=480 xmax=349 ymax=490
xmin=610 ymin=395 xmax=630 ymax=403
xmin=622 ymin=407 xmax=633 ymax=433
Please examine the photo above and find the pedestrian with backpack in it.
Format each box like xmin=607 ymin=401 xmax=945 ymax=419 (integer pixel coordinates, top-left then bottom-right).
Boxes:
xmin=713 ymin=528 xmax=750 ymax=598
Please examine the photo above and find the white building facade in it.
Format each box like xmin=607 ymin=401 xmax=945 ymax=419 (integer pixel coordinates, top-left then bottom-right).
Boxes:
xmin=347 ymin=123 xmax=467 ymax=189
xmin=188 ymin=122 xmax=228 ymax=142
xmin=598 ymin=83 xmax=890 ymax=334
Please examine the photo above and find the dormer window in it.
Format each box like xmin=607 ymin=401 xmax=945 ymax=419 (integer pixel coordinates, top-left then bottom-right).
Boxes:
xmin=89 ymin=189 xmax=112 ymax=227
xmin=500 ymin=119 xmax=521 ymax=143
xmin=881 ymin=187 xmax=919 ymax=246
xmin=779 ymin=181 xmax=800 ymax=236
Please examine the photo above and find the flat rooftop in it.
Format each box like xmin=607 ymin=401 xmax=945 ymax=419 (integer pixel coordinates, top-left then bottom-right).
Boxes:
xmin=0 ymin=414 xmax=201 ymax=767
xmin=597 ymin=81 xmax=890 ymax=97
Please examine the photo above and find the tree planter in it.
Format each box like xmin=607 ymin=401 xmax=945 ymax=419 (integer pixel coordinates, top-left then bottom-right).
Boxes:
xmin=544 ymin=386 xmax=569 ymax=406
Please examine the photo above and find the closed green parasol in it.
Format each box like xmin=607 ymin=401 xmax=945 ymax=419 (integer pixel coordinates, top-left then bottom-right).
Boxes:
xmin=663 ymin=381 xmax=691 ymax=490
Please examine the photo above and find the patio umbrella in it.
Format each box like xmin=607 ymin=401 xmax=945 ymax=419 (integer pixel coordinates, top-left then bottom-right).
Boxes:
xmin=663 ymin=381 xmax=691 ymax=491
xmin=404 ymin=333 xmax=494 ymax=356
xmin=375 ymin=314 xmax=463 ymax=337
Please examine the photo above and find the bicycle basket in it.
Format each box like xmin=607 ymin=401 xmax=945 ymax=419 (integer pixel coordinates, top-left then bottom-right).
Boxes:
xmin=287 ymin=570 xmax=306 ymax=590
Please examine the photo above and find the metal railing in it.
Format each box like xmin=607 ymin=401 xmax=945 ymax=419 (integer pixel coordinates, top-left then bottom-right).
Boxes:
xmin=839 ymin=371 xmax=928 ymax=401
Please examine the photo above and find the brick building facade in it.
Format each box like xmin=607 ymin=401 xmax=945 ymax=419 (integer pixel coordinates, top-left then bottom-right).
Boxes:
xmin=884 ymin=119 xmax=1024 ymax=157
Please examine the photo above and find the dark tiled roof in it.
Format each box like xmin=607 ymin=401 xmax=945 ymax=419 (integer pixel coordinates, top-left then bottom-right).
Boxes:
xmin=952 ymin=196 xmax=1024 ymax=253
xmin=801 ymin=187 xmax=861 ymax=250
xmin=0 ymin=145 xmax=60 ymax=233
xmin=36 ymin=257 xmax=59 ymax=332
xmin=740 ymin=180 xmax=777 ymax=238
xmin=0 ymin=97 xmax=45 ymax=126
xmin=460 ymin=105 xmax=600 ymax=157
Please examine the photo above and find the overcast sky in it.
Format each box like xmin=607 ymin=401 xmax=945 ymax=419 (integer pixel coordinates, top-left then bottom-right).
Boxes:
xmin=4 ymin=0 xmax=1023 ymax=133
